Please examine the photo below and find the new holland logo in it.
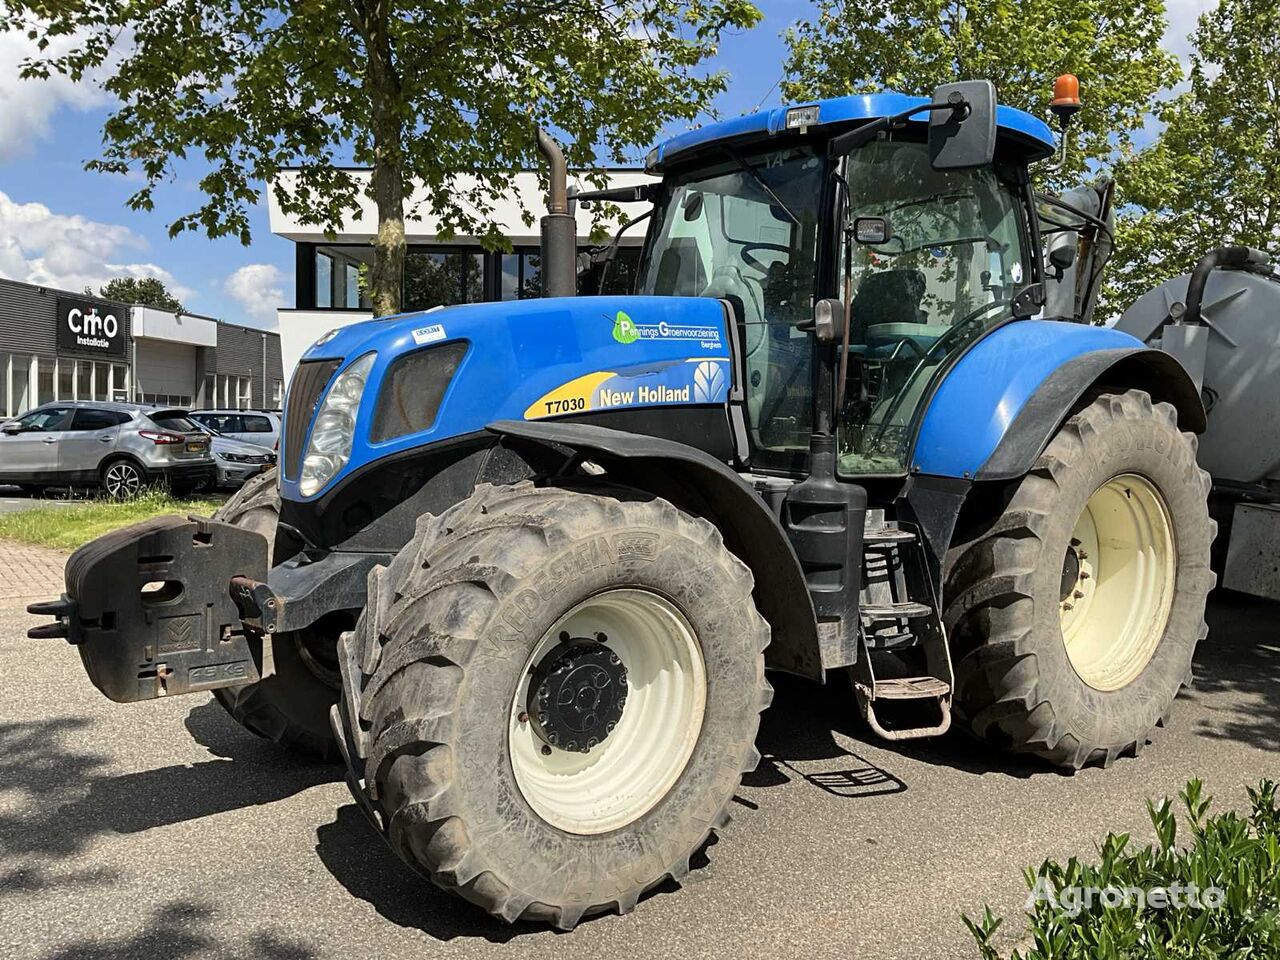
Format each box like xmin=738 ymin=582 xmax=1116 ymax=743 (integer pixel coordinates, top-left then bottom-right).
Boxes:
xmin=693 ymin=360 xmax=726 ymax=403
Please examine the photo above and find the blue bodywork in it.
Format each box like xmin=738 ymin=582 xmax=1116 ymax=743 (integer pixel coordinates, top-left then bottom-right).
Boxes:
xmin=651 ymin=92 xmax=1057 ymax=170
xmin=283 ymin=93 xmax=1137 ymax=505
xmin=284 ymin=296 xmax=733 ymax=502
xmin=913 ymin=320 xmax=1144 ymax=478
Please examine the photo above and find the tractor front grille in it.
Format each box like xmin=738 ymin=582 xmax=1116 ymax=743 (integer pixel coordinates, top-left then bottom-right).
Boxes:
xmin=283 ymin=358 xmax=341 ymax=480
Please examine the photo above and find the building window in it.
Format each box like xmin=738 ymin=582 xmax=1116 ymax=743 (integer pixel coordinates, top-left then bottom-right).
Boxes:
xmin=37 ymin=359 xmax=54 ymax=406
xmin=111 ymin=364 xmax=130 ymax=402
xmin=499 ymin=249 xmax=544 ymax=301
xmin=345 ymin=263 xmax=361 ymax=309
xmin=272 ymin=380 xmax=283 ymax=408
xmin=316 ymin=252 xmax=333 ymax=308
xmin=403 ymin=249 xmax=484 ymax=312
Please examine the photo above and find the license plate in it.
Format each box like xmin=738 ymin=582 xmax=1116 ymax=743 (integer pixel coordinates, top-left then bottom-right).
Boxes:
xmin=186 ymin=442 xmax=205 ymax=453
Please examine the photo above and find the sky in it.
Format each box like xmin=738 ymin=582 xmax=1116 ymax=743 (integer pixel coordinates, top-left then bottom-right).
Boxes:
xmin=0 ymin=0 xmax=1214 ymax=330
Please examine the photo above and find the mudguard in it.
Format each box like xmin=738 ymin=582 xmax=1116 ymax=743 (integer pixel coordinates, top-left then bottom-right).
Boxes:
xmin=913 ymin=320 xmax=1205 ymax=481
xmin=486 ymin=419 xmax=824 ymax=679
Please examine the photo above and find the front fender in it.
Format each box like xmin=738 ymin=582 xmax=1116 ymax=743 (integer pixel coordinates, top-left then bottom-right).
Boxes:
xmin=486 ymin=419 xmax=823 ymax=679
xmin=912 ymin=320 xmax=1203 ymax=481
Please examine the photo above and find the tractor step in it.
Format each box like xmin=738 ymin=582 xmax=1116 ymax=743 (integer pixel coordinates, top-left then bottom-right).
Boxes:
xmin=862 ymin=631 xmax=918 ymax=651
xmin=854 ymin=676 xmax=953 ymax=741
xmin=854 ymin=512 xmax=954 ymax=741
xmin=863 ymin=526 xmax=918 ymax=546
xmin=860 ymin=601 xmax=933 ymax=621
xmin=868 ymin=676 xmax=951 ymax=700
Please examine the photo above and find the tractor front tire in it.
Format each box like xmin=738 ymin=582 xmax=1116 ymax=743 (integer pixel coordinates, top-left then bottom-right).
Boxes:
xmin=334 ymin=481 xmax=771 ymax=928
xmin=944 ymin=390 xmax=1215 ymax=769
xmin=210 ymin=468 xmax=344 ymax=762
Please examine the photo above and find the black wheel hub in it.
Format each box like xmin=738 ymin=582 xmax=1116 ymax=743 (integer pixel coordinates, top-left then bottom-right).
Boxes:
xmin=528 ymin=639 xmax=628 ymax=754
xmin=1060 ymin=546 xmax=1081 ymax=602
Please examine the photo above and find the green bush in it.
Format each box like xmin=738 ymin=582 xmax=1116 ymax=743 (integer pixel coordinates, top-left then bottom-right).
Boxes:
xmin=965 ymin=779 xmax=1280 ymax=959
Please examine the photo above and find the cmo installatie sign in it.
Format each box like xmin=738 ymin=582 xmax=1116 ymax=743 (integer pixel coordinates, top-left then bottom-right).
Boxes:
xmin=56 ymin=297 xmax=126 ymax=357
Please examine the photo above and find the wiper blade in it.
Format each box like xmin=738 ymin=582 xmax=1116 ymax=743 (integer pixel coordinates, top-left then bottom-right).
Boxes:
xmin=720 ymin=147 xmax=800 ymax=225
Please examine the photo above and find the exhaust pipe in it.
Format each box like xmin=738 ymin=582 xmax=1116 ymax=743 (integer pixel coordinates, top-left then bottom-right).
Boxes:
xmin=536 ymin=128 xmax=576 ymax=298
xmin=1183 ymin=246 xmax=1271 ymax=324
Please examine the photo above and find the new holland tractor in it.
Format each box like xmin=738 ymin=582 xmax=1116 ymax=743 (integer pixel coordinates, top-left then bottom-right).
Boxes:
xmin=30 ymin=78 xmax=1215 ymax=928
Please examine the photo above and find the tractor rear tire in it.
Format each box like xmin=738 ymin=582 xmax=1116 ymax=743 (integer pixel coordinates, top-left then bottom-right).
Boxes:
xmin=334 ymin=481 xmax=771 ymax=928
xmin=210 ymin=468 xmax=344 ymax=762
xmin=943 ymin=390 xmax=1215 ymax=769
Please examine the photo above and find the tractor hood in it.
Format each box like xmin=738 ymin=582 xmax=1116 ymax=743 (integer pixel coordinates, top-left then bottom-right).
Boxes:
xmin=281 ymin=296 xmax=735 ymax=501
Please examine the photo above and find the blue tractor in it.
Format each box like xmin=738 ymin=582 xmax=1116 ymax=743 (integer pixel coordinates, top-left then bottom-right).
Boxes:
xmin=31 ymin=80 xmax=1214 ymax=928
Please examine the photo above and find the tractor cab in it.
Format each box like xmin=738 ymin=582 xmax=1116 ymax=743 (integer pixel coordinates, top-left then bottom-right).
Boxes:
xmin=592 ymin=85 xmax=1059 ymax=478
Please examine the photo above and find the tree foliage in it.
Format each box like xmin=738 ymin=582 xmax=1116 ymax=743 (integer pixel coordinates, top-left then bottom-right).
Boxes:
xmin=96 ymin=276 xmax=184 ymax=312
xmin=3 ymin=0 xmax=761 ymax=313
xmin=1108 ymin=0 xmax=1280 ymax=314
xmin=782 ymin=0 xmax=1179 ymax=184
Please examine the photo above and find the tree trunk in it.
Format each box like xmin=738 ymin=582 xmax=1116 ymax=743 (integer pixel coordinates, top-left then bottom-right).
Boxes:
xmin=365 ymin=4 xmax=405 ymax=317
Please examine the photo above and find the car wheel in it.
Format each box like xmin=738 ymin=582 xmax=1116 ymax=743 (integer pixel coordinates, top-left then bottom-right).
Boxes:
xmin=100 ymin=459 xmax=146 ymax=499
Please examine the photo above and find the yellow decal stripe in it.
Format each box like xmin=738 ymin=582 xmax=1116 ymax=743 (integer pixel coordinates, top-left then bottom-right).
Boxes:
xmin=524 ymin=371 xmax=615 ymax=420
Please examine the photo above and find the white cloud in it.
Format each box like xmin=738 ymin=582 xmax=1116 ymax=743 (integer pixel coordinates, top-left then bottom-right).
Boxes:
xmin=0 ymin=29 xmax=112 ymax=162
xmin=224 ymin=263 xmax=288 ymax=326
xmin=1163 ymin=0 xmax=1217 ymax=64
xmin=0 ymin=189 xmax=193 ymax=300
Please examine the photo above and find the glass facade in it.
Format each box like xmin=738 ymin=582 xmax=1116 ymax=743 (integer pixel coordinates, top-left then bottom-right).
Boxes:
xmin=303 ymin=242 xmax=640 ymax=311
xmin=0 ymin=355 xmax=132 ymax=419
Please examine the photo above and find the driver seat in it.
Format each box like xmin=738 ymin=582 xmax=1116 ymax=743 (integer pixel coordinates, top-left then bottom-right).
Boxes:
xmin=852 ymin=269 xmax=928 ymax=344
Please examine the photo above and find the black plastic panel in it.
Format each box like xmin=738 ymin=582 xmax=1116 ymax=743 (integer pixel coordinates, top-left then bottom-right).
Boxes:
xmin=284 ymin=359 xmax=341 ymax=479
xmin=370 ymin=342 xmax=468 ymax=443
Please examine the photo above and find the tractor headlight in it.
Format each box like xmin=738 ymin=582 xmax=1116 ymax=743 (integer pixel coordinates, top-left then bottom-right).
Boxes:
xmin=299 ymin=352 xmax=375 ymax=497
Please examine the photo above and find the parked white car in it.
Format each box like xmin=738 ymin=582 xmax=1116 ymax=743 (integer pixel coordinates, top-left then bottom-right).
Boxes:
xmin=204 ymin=431 xmax=277 ymax=489
xmin=188 ymin=409 xmax=281 ymax=450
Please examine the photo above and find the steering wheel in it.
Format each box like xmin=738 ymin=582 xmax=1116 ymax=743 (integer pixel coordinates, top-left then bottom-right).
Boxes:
xmin=739 ymin=241 xmax=790 ymax=273
xmin=867 ymin=299 xmax=1009 ymax=448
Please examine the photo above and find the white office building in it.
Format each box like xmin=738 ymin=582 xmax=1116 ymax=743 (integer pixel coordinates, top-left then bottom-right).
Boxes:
xmin=269 ymin=169 xmax=653 ymax=375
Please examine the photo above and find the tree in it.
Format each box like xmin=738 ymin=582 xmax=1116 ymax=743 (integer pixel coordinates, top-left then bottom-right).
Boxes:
xmin=782 ymin=0 xmax=1179 ymax=184
xmin=97 ymin=276 xmax=184 ymax=312
xmin=5 ymin=1 xmax=761 ymax=315
xmin=1108 ymin=0 xmax=1280 ymax=314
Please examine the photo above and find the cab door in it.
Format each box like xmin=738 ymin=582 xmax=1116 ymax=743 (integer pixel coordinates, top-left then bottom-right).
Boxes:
xmin=58 ymin=408 xmax=129 ymax=481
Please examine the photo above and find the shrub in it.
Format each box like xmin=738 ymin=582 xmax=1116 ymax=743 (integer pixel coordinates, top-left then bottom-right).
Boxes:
xmin=965 ymin=779 xmax=1280 ymax=959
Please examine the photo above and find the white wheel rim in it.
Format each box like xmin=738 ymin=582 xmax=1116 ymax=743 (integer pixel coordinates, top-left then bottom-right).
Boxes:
xmin=1060 ymin=474 xmax=1176 ymax=691
xmin=508 ymin=589 xmax=706 ymax=835
xmin=105 ymin=463 xmax=141 ymax=497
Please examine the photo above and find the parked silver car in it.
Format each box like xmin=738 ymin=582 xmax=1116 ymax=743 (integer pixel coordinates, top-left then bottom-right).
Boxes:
xmin=0 ymin=401 xmax=215 ymax=497
xmin=188 ymin=409 xmax=280 ymax=450
xmin=204 ymin=430 xmax=277 ymax=489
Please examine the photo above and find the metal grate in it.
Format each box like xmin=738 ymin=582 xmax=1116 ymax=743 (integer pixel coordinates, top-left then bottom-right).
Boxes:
xmin=370 ymin=342 xmax=467 ymax=443
xmin=283 ymin=359 xmax=341 ymax=480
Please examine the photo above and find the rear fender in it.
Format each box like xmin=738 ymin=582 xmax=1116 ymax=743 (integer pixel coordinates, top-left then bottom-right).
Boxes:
xmin=486 ymin=419 xmax=823 ymax=679
xmin=913 ymin=320 xmax=1205 ymax=482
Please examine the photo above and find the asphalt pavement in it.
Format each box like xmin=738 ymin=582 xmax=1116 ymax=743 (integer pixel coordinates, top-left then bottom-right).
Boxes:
xmin=0 ymin=488 xmax=78 ymax=514
xmin=1 ymin=546 xmax=1276 ymax=960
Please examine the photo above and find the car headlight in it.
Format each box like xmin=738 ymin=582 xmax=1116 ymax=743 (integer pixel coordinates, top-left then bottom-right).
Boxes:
xmin=299 ymin=353 xmax=375 ymax=497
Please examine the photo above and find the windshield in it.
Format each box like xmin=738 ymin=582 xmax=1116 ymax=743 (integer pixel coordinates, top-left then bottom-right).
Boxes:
xmin=638 ymin=145 xmax=825 ymax=470
xmin=837 ymin=138 xmax=1026 ymax=475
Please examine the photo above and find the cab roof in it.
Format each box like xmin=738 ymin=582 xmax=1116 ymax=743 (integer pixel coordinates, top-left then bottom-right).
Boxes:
xmin=650 ymin=92 xmax=1056 ymax=171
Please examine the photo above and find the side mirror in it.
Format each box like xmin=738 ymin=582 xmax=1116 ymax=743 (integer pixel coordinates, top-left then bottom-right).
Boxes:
xmin=929 ymin=80 xmax=997 ymax=170
xmin=809 ymin=298 xmax=842 ymax=343
xmin=1 ymin=422 xmax=20 ymax=435
xmin=1048 ymin=244 xmax=1077 ymax=280
xmin=852 ymin=216 xmax=892 ymax=245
